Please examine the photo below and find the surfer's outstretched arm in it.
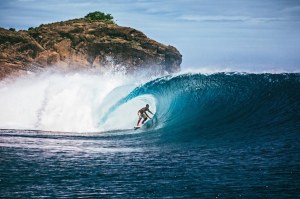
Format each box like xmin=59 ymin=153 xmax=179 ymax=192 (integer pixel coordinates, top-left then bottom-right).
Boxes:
xmin=145 ymin=113 xmax=151 ymax=119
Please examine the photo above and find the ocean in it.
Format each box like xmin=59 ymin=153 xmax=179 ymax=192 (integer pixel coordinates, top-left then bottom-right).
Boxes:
xmin=0 ymin=72 xmax=299 ymax=198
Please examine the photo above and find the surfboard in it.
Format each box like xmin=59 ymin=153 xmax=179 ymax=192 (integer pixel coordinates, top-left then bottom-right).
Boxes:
xmin=134 ymin=126 xmax=141 ymax=130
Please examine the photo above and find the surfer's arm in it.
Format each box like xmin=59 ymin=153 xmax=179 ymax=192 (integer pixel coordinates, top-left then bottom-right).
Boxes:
xmin=145 ymin=112 xmax=151 ymax=119
xmin=148 ymin=110 xmax=153 ymax=115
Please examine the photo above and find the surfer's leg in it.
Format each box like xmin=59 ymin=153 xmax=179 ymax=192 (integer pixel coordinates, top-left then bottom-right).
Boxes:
xmin=137 ymin=118 xmax=142 ymax=126
xmin=142 ymin=118 xmax=147 ymax=124
xmin=137 ymin=113 xmax=142 ymax=126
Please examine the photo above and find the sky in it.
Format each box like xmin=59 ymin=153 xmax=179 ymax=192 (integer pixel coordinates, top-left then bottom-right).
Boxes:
xmin=0 ymin=0 xmax=300 ymax=72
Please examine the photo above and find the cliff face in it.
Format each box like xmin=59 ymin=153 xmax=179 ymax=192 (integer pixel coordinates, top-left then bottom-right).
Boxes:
xmin=0 ymin=19 xmax=182 ymax=79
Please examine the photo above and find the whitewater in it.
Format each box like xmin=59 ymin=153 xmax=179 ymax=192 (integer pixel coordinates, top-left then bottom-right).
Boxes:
xmin=0 ymin=71 xmax=157 ymax=132
xmin=1 ymin=70 xmax=299 ymax=198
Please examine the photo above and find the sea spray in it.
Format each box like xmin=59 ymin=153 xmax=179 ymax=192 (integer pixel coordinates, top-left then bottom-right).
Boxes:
xmin=0 ymin=71 xmax=149 ymax=132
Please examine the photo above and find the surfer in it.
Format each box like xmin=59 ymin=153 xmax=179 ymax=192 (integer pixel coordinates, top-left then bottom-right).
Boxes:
xmin=136 ymin=104 xmax=153 ymax=127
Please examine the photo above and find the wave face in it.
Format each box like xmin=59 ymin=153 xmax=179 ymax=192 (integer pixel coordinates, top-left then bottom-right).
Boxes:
xmin=0 ymin=72 xmax=299 ymax=142
xmin=107 ymin=73 xmax=300 ymax=142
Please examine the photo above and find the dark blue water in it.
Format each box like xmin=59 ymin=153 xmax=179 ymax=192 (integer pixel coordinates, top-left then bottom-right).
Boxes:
xmin=1 ymin=73 xmax=300 ymax=198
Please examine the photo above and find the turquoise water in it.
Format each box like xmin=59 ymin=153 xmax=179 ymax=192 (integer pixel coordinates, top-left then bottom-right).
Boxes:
xmin=1 ymin=73 xmax=299 ymax=198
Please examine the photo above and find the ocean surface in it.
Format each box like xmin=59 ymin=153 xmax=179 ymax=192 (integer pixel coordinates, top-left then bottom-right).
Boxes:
xmin=0 ymin=72 xmax=299 ymax=198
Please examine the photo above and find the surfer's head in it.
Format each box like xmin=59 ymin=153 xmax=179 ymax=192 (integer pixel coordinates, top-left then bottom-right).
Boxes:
xmin=146 ymin=104 xmax=149 ymax=108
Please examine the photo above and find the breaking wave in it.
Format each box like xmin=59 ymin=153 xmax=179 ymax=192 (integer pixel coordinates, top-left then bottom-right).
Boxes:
xmin=0 ymin=72 xmax=299 ymax=141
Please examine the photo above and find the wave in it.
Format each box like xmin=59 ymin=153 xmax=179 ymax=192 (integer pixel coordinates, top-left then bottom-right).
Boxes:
xmin=104 ymin=73 xmax=300 ymax=141
xmin=0 ymin=72 xmax=299 ymax=140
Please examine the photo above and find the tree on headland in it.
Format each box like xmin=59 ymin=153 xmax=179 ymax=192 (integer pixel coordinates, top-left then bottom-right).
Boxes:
xmin=84 ymin=11 xmax=114 ymax=22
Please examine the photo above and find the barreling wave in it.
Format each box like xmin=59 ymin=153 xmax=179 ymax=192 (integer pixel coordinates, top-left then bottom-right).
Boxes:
xmin=0 ymin=72 xmax=299 ymax=141
xmin=104 ymin=73 xmax=300 ymax=141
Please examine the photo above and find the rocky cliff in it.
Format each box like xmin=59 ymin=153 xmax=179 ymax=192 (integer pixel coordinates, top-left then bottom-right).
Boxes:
xmin=0 ymin=19 xmax=182 ymax=79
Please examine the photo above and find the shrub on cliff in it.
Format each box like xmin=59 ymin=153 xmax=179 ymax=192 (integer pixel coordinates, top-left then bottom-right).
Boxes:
xmin=84 ymin=11 xmax=114 ymax=22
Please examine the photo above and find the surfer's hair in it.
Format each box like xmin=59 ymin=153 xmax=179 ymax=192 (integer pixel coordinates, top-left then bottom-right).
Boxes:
xmin=146 ymin=104 xmax=149 ymax=107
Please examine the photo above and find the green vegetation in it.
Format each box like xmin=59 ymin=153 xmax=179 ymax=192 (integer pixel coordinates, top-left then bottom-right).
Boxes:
xmin=9 ymin=28 xmax=16 ymax=31
xmin=84 ymin=11 xmax=114 ymax=22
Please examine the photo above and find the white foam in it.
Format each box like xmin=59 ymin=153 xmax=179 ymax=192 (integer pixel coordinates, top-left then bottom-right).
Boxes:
xmin=0 ymin=71 xmax=152 ymax=132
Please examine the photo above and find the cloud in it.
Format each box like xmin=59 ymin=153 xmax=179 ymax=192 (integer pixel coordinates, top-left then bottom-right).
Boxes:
xmin=17 ymin=0 xmax=36 ymax=2
xmin=179 ymin=15 xmax=248 ymax=22
xmin=281 ymin=5 xmax=300 ymax=16
xmin=178 ymin=15 xmax=284 ymax=23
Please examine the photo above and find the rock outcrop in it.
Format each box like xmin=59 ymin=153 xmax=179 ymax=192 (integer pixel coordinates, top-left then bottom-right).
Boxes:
xmin=0 ymin=19 xmax=182 ymax=79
